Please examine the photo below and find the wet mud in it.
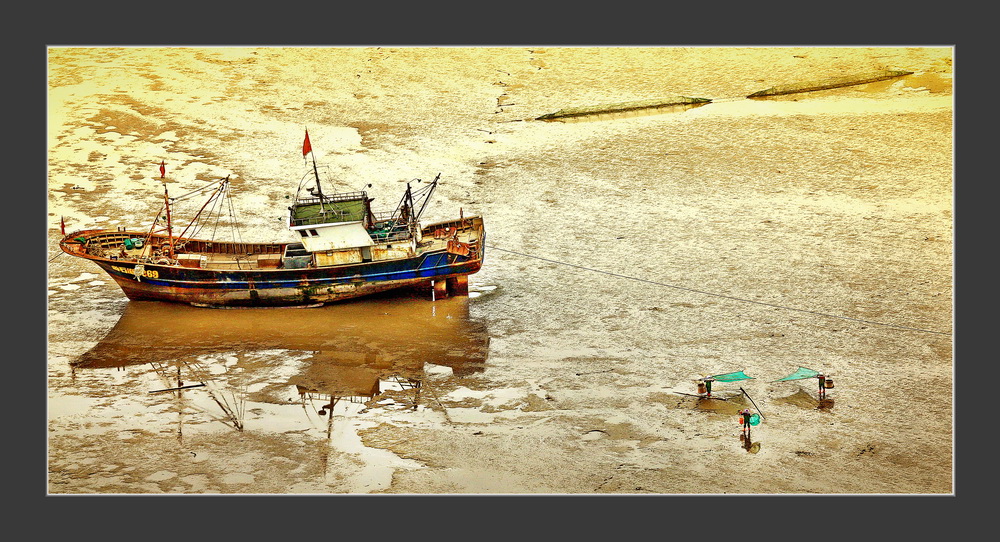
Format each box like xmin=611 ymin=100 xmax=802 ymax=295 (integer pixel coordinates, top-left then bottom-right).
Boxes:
xmin=47 ymin=46 xmax=953 ymax=494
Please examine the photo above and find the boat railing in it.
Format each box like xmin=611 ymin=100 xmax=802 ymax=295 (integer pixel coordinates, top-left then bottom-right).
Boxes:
xmin=424 ymin=215 xmax=482 ymax=235
xmin=367 ymin=211 xmax=416 ymax=243
xmin=296 ymin=191 xmax=368 ymax=205
xmin=290 ymin=191 xmax=370 ymax=227
xmin=291 ymin=209 xmax=357 ymax=228
xmin=370 ymin=229 xmax=413 ymax=243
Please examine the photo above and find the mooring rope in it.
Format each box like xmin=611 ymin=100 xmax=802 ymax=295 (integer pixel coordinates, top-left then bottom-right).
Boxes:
xmin=485 ymin=245 xmax=950 ymax=336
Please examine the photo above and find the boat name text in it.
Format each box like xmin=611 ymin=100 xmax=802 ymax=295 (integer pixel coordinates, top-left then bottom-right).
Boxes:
xmin=111 ymin=265 xmax=159 ymax=279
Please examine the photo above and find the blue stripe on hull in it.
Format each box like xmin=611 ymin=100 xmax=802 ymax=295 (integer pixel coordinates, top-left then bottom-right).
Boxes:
xmin=97 ymin=250 xmax=479 ymax=306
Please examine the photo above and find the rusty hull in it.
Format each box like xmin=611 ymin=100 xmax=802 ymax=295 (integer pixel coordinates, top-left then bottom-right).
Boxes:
xmin=59 ymin=216 xmax=485 ymax=307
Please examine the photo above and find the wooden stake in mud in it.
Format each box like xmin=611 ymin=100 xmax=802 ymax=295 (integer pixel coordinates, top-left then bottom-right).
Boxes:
xmin=148 ymin=383 xmax=206 ymax=394
xmin=740 ymin=386 xmax=765 ymax=419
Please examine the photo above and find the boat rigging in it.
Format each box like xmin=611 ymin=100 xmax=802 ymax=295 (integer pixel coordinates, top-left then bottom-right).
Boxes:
xmin=58 ymin=131 xmax=485 ymax=307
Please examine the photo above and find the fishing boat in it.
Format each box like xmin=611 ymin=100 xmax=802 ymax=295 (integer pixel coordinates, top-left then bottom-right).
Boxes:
xmin=58 ymin=134 xmax=486 ymax=307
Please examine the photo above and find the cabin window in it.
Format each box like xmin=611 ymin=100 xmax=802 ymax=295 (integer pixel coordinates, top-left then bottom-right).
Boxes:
xmin=298 ymin=230 xmax=308 ymax=237
xmin=309 ymin=229 xmax=319 ymax=237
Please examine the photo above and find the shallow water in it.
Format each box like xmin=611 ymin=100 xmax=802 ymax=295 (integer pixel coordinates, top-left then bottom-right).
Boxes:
xmin=47 ymin=46 xmax=953 ymax=494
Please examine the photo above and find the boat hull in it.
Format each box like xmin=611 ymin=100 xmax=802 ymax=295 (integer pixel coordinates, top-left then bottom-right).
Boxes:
xmin=93 ymin=255 xmax=481 ymax=307
xmin=59 ymin=218 xmax=485 ymax=307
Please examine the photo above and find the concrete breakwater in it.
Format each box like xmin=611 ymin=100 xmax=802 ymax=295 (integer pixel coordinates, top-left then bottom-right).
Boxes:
xmin=746 ymin=69 xmax=914 ymax=98
xmin=536 ymin=96 xmax=711 ymax=121
xmin=535 ymin=68 xmax=913 ymax=122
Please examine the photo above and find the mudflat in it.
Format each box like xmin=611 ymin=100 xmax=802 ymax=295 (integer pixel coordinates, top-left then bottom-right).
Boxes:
xmin=47 ymin=46 xmax=953 ymax=494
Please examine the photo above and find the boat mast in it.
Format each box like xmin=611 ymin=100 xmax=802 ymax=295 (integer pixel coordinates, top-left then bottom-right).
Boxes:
xmin=305 ymin=128 xmax=324 ymax=201
xmin=310 ymin=149 xmax=324 ymax=200
xmin=403 ymin=183 xmax=414 ymax=222
xmin=175 ymin=176 xmax=230 ymax=241
xmin=163 ymin=185 xmax=175 ymax=260
xmin=414 ymin=173 xmax=440 ymax=221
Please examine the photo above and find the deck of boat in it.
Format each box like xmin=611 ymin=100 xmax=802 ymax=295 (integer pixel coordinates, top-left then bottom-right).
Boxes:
xmin=64 ymin=215 xmax=484 ymax=271
xmin=420 ymin=216 xmax=483 ymax=256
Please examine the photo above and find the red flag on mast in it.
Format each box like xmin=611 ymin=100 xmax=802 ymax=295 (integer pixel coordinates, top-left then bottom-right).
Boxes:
xmin=159 ymin=161 xmax=166 ymax=178
xmin=302 ymin=130 xmax=312 ymax=157
xmin=60 ymin=216 xmax=66 ymax=236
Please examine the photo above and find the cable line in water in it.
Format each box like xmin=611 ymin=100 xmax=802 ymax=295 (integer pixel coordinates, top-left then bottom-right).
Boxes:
xmin=485 ymin=245 xmax=950 ymax=336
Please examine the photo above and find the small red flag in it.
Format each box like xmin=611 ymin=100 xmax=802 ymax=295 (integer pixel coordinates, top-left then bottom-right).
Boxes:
xmin=60 ymin=216 xmax=66 ymax=236
xmin=159 ymin=161 xmax=166 ymax=178
xmin=302 ymin=130 xmax=312 ymax=157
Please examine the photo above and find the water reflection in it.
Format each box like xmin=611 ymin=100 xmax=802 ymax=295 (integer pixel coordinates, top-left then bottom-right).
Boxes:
xmin=693 ymin=396 xmax=746 ymax=416
xmin=72 ymin=293 xmax=490 ymax=434
xmin=773 ymin=389 xmax=835 ymax=411
xmin=739 ymin=432 xmax=761 ymax=454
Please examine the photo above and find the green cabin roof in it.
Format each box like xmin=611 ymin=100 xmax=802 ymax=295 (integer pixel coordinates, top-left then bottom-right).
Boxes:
xmin=290 ymin=193 xmax=369 ymax=227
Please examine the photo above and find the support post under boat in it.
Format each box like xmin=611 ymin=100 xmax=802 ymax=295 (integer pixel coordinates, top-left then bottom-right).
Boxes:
xmin=446 ymin=275 xmax=469 ymax=296
xmin=432 ymin=279 xmax=448 ymax=301
xmin=429 ymin=275 xmax=470 ymax=301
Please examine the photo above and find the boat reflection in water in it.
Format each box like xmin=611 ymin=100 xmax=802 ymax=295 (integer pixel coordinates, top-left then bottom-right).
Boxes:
xmin=73 ymin=291 xmax=490 ymax=434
